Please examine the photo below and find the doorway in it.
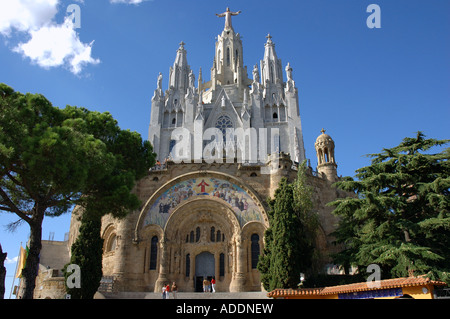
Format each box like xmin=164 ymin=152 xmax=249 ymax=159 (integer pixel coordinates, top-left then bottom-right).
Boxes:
xmin=195 ymin=252 xmax=215 ymax=292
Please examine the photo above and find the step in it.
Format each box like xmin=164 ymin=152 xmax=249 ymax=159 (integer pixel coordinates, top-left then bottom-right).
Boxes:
xmin=99 ymin=291 xmax=270 ymax=299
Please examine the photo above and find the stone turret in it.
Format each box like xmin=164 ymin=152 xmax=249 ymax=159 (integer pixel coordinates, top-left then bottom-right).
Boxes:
xmin=315 ymin=129 xmax=338 ymax=182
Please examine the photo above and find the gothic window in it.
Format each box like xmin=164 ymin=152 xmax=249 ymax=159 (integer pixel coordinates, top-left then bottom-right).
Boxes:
xmin=196 ymin=227 xmax=201 ymax=242
xmin=149 ymin=236 xmax=158 ymax=270
xmin=216 ymin=230 xmax=221 ymax=242
xmin=219 ymin=253 xmax=225 ymax=277
xmin=215 ymin=115 xmax=233 ymax=137
xmin=273 ymin=112 xmax=278 ymax=120
xmin=251 ymin=234 xmax=260 ymax=269
xmin=210 ymin=227 xmax=216 ymax=242
xmin=186 ymin=254 xmax=190 ymax=277
xmin=190 ymin=231 xmax=194 ymax=243
xmin=227 ymin=48 xmax=230 ymax=66
xmin=172 ymin=118 xmax=176 ymax=125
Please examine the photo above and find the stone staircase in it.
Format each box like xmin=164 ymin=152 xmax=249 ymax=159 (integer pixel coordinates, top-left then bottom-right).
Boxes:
xmin=99 ymin=291 xmax=269 ymax=299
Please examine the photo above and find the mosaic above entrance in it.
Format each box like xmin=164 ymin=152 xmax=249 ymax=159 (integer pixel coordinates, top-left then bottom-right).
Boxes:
xmin=143 ymin=177 xmax=263 ymax=228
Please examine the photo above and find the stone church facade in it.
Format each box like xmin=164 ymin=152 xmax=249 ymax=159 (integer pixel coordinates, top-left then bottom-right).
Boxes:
xmin=31 ymin=9 xmax=351 ymax=298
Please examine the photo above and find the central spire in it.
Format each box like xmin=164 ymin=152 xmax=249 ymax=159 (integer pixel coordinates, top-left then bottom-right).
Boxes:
xmin=215 ymin=7 xmax=242 ymax=31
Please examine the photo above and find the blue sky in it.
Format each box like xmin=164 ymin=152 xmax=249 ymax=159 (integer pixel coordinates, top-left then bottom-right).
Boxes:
xmin=0 ymin=0 xmax=449 ymax=298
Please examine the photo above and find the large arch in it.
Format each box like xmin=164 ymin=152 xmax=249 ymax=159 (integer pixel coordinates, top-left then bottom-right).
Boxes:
xmin=161 ymin=197 xmax=243 ymax=292
xmin=134 ymin=171 xmax=268 ymax=242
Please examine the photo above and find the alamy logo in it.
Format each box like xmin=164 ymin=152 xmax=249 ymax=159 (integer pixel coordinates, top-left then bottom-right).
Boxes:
xmin=67 ymin=4 xmax=81 ymax=29
xmin=366 ymin=4 xmax=381 ymax=29
xmin=366 ymin=264 xmax=381 ymax=288
xmin=169 ymin=124 xmax=280 ymax=174
xmin=66 ymin=264 xmax=81 ymax=289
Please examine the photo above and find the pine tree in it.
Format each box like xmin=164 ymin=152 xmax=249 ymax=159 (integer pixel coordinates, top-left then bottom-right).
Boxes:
xmin=0 ymin=84 xmax=155 ymax=298
xmin=329 ymin=132 xmax=450 ymax=282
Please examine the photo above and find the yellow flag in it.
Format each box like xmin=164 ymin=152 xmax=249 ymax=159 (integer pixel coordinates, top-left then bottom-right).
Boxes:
xmin=15 ymin=246 xmax=26 ymax=278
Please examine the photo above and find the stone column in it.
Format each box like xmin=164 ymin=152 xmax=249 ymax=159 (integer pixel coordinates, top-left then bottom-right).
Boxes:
xmin=229 ymin=236 xmax=246 ymax=292
xmin=154 ymin=237 xmax=169 ymax=293
xmin=214 ymin=252 xmax=220 ymax=291
xmin=188 ymin=253 xmax=195 ymax=292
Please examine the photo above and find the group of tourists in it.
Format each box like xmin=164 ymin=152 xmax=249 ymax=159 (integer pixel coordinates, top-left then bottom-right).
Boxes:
xmin=202 ymin=277 xmax=216 ymax=293
xmin=161 ymin=277 xmax=217 ymax=298
xmin=161 ymin=282 xmax=178 ymax=299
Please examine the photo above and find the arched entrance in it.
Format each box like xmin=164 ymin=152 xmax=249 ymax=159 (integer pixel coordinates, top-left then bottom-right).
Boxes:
xmin=135 ymin=171 xmax=269 ymax=293
xmin=195 ymin=252 xmax=215 ymax=292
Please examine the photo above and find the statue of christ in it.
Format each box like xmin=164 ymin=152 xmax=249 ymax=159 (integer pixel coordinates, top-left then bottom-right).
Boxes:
xmin=216 ymin=7 xmax=241 ymax=31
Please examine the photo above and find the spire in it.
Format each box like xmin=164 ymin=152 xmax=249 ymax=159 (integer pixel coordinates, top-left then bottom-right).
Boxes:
xmin=211 ymin=16 xmax=250 ymax=89
xmin=285 ymin=62 xmax=296 ymax=92
xmin=198 ymin=67 xmax=203 ymax=92
xmin=169 ymin=41 xmax=191 ymax=92
xmin=261 ymin=34 xmax=283 ymax=85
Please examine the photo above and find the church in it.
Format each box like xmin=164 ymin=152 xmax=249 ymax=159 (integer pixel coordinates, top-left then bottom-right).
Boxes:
xmin=30 ymin=8 xmax=350 ymax=298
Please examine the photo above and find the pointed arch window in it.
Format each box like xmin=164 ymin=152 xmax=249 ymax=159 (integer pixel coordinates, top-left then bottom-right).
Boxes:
xmin=227 ymin=48 xmax=230 ymax=66
xmin=270 ymin=65 xmax=274 ymax=83
xmin=216 ymin=230 xmax=222 ymax=242
xmin=215 ymin=115 xmax=233 ymax=137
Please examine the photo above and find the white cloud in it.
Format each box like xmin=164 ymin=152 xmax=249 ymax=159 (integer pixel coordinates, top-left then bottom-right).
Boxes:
xmin=109 ymin=0 xmax=149 ymax=4
xmin=0 ymin=0 xmax=59 ymax=36
xmin=0 ymin=0 xmax=99 ymax=75
xmin=5 ymin=256 xmax=18 ymax=265
xmin=14 ymin=17 xmax=100 ymax=75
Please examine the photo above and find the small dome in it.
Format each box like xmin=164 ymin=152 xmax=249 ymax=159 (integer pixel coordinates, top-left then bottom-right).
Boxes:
xmin=315 ymin=128 xmax=334 ymax=146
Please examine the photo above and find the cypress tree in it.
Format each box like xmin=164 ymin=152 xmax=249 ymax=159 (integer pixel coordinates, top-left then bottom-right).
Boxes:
xmin=64 ymin=213 xmax=103 ymax=299
xmin=259 ymin=162 xmax=317 ymax=291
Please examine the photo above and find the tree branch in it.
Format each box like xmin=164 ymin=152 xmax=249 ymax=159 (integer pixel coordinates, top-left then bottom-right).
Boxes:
xmin=0 ymin=187 xmax=32 ymax=224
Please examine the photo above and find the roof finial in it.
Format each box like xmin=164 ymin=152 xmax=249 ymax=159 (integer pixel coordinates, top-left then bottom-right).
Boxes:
xmin=321 ymin=128 xmax=326 ymax=134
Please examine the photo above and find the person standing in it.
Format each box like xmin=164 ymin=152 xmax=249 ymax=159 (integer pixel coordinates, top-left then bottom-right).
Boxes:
xmin=211 ymin=277 xmax=216 ymax=293
xmin=202 ymin=278 xmax=208 ymax=293
xmin=172 ymin=282 xmax=178 ymax=299
xmin=162 ymin=284 xmax=166 ymax=299
xmin=165 ymin=283 xmax=170 ymax=299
